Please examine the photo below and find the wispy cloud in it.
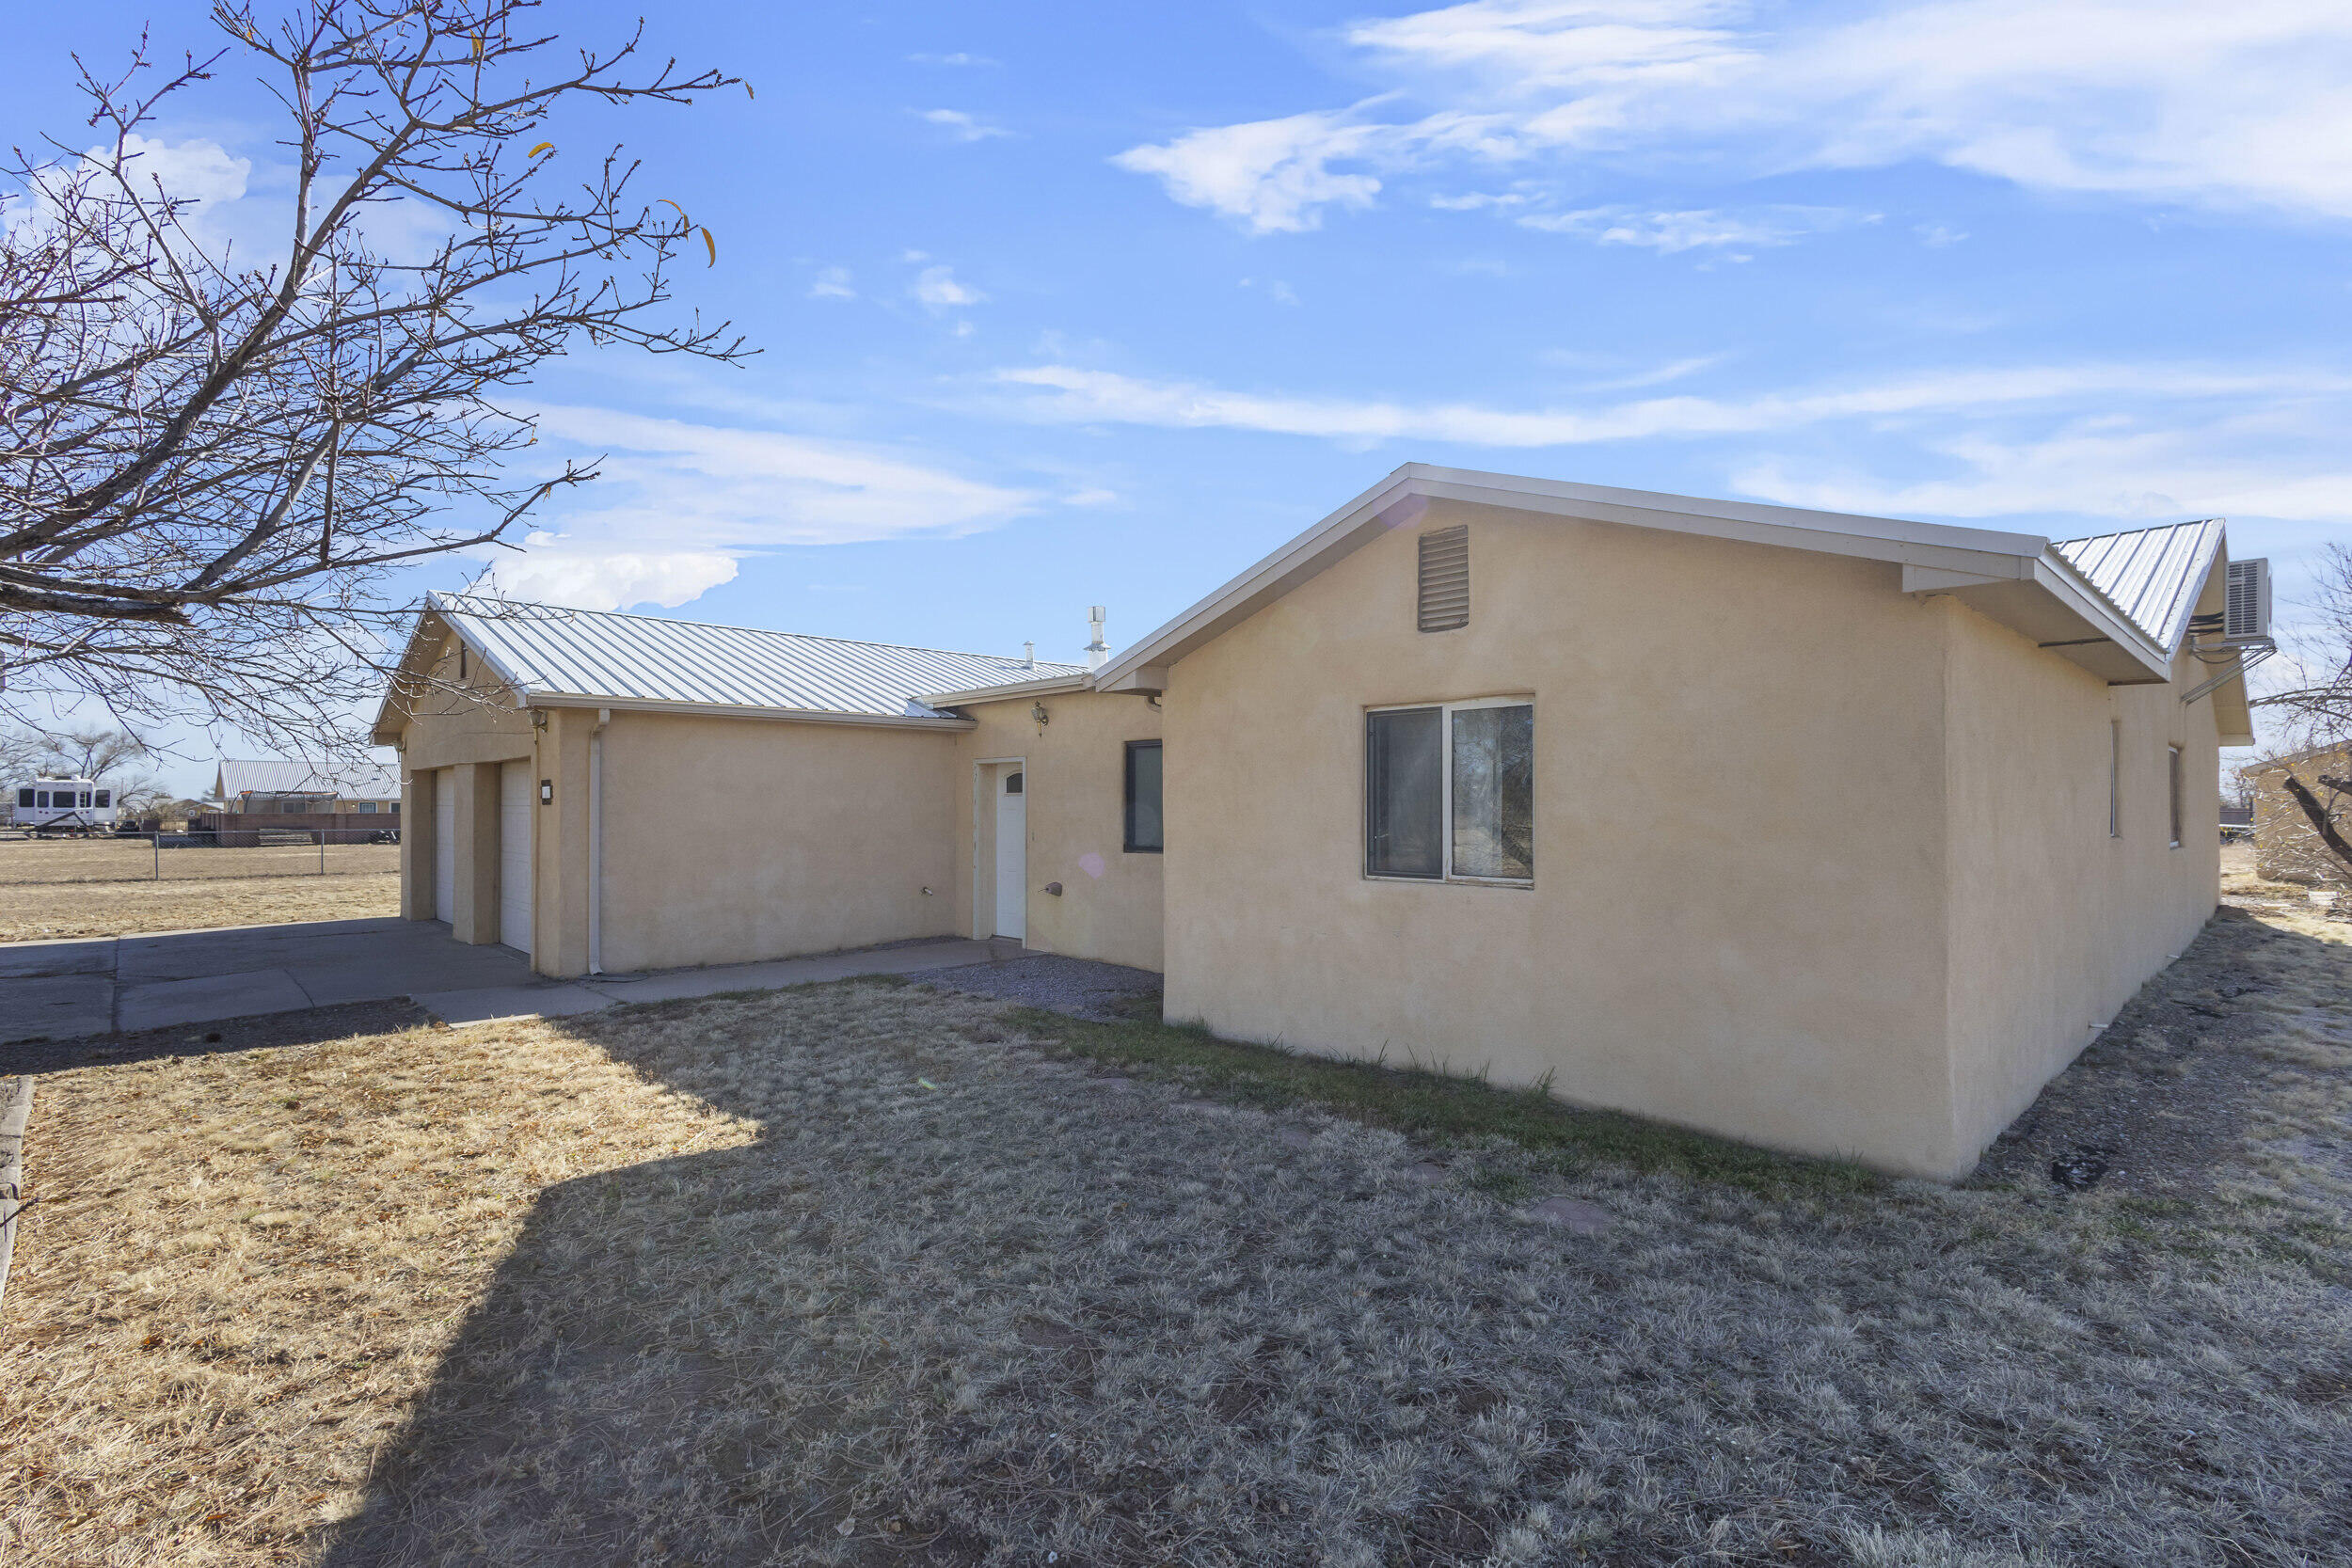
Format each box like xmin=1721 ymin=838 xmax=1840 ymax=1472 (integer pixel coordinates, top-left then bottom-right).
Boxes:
xmin=909 ymin=52 xmax=998 ymax=67
xmin=912 ymin=263 xmax=986 ymax=310
xmin=917 ymin=108 xmax=1013 ymax=142
xmin=1115 ymin=0 xmax=2352 ymax=231
xmin=994 ymin=360 xmax=2352 ymax=451
xmin=1518 ymin=204 xmax=1874 ymax=253
xmin=806 ymin=265 xmax=855 ymax=300
xmin=469 ymin=406 xmax=1040 ymax=611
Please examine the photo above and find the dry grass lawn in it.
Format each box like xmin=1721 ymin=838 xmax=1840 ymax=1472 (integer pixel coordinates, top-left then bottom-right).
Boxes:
xmin=3 ymin=897 xmax=2348 ymax=1565
xmin=0 ymin=836 xmax=398 ymax=942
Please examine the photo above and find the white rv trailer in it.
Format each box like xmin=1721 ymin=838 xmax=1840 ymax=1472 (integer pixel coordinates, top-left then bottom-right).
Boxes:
xmin=9 ymin=778 xmax=119 ymax=834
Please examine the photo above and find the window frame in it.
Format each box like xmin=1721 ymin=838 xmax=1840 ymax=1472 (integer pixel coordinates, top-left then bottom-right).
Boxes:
xmin=1364 ymin=694 xmax=1535 ymax=888
xmin=2108 ymin=719 xmax=2122 ymax=838
xmin=1122 ymin=738 xmax=1164 ymax=854
xmin=2168 ymin=744 xmax=2184 ymax=849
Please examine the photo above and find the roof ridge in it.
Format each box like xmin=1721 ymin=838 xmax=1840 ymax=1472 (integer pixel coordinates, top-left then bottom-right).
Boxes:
xmin=432 ymin=592 xmax=1087 ymax=671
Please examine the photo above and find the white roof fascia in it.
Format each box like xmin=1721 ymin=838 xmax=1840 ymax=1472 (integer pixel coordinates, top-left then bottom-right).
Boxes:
xmin=920 ymin=673 xmax=1095 ymax=706
xmin=522 ymin=692 xmax=976 ymax=732
xmin=1096 ymin=463 xmax=2188 ymax=692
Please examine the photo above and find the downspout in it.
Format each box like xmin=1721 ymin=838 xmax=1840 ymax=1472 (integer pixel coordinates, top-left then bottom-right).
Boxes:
xmin=588 ymin=707 xmax=610 ymax=974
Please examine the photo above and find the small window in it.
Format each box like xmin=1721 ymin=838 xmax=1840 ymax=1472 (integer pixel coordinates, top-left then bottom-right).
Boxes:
xmin=1418 ymin=525 xmax=1470 ymax=632
xmin=80 ymin=791 xmax=92 ymax=807
xmin=34 ymin=791 xmax=49 ymax=808
xmin=2108 ymin=720 xmax=2122 ymax=838
xmin=1124 ymin=740 xmax=1164 ymax=853
xmin=16 ymin=789 xmax=32 ymax=808
xmin=390 ymin=801 xmax=402 ymax=815
xmin=356 ymin=800 xmax=377 ymax=814
xmin=1366 ymin=699 xmax=1534 ymax=883
xmin=2168 ymin=745 xmax=2184 ymax=848
xmin=1005 ymin=770 xmax=1023 ymax=795
xmin=93 ymin=790 xmax=109 ymax=807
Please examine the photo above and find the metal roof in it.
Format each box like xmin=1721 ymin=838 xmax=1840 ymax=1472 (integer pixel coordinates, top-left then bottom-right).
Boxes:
xmin=216 ymin=757 xmax=403 ymax=800
xmin=429 ymin=594 xmax=1087 ymax=721
xmin=2051 ymin=518 xmax=2225 ymax=652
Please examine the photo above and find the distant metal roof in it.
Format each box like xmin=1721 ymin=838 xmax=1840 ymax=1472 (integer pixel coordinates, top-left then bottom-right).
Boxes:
xmin=428 ymin=594 xmax=1087 ymax=721
xmin=216 ymin=757 xmax=402 ymax=800
xmin=2051 ymin=518 xmax=2225 ymax=651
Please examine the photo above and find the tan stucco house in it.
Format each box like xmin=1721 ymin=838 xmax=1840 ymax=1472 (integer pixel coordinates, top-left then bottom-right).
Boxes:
xmin=374 ymin=465 xmax=2265 ymax=1179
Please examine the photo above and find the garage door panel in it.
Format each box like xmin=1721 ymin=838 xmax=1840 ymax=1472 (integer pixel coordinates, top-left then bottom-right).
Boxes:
xmin=500 ymin=760 xmax=532 ymax=956
xmin=433 ymin=770 xmax=454 ymax=924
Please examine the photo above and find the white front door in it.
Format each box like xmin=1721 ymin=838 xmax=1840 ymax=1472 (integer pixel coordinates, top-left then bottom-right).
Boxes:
xmin=433 ymin=769 xmax=455 ymax=924
xmin=993 ymin=768 xmax=1026 ymax=942
xmin=499 ymin=760 xmax=532 ymax=956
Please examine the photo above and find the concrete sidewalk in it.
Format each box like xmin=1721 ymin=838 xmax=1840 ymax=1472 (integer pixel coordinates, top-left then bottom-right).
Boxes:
xmin=411 ymin=937 xmax=1022 ymax=1027
xmin=0 ymin=918 xmax=1021 ymax=1044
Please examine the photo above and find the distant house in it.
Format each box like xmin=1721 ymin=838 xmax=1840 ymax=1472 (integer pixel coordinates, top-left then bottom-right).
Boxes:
xmin=374 ymin=465 xmax=2265 ymax=1180
xmin=214 ymin=758 xmax=403 ymax=816
xmin=2246 ymin=742 xmax=2352 ymax=884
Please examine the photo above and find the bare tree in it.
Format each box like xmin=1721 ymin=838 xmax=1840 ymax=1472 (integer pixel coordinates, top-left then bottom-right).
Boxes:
xmin=1 ymin=0 xmax=749 ymax=750
xmin=33 ymin=722 xmax=149 ymax=781
xmin=2255 ymin=543 xmax=2352 ymax=742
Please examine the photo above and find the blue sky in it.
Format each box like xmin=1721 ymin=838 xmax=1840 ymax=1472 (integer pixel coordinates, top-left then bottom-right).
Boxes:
xmin=8 ymin=1 xmax=2350 ymax=792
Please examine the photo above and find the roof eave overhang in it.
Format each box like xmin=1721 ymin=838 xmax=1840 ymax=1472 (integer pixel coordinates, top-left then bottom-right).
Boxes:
xmin=1094 ymin=463 xmax=2174 ymax=693
xmin=522 ymin=692 xmax=976 ymax=732
xmin=921 ymin=673 xmax=1095 ymax=706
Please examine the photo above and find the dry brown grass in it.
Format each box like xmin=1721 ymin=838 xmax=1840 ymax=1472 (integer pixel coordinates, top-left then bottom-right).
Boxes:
xmin=0 ymin=837 xmax=399 ymax=941
xmin=2 ymin=907 xmax=2348 ymax=1566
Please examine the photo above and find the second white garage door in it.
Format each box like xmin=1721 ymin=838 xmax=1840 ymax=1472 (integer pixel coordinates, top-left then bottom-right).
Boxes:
xmin=433 ymin=770 xmax=455 ymax=923
xmin=500 ymin=760 xmax=532 ymax=955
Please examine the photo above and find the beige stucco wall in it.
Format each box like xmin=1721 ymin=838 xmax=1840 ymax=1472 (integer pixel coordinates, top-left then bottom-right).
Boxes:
xmin=1160 ymin=499 xmax=1966 ymax=1176
xmin=593 ymin=711 xmax=961 ymax=973
xmin=951 ymin=689 xmax=1166 ymax=971
xmin=1938 ymin=607 xmax=2223 ymax=1164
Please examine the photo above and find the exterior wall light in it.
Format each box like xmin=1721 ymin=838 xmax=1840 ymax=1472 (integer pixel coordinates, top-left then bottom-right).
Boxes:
xmin=539 ymin=779 xmax=553 ymax=804
xmin=1031 ymin=701 xmax=1050 ymax=726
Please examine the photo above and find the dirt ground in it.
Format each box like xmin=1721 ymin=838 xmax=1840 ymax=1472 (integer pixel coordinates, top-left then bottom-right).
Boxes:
xmin=2 ymin=888 xmax=2347 ymax=1566
xmin=0 ymin=836 xmax=399 ymax=942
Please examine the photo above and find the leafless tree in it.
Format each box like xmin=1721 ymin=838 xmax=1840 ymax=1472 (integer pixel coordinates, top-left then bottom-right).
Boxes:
xmin=2247 ymin=544 xmax=2352 ymax=879
xmin=1 ymin=0 xmax=749 ymax=752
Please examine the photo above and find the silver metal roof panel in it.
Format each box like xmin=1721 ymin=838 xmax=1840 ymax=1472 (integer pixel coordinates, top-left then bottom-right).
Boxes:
xmin=2051 ymin=518 xmax=2224 ymax=650
xmin=429 ymin=594 xmax=1086 ymax=720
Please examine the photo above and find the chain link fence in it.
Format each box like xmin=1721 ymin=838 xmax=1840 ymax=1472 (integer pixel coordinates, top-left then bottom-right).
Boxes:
xmin=0 ymin=829 xmax=402 ymax=886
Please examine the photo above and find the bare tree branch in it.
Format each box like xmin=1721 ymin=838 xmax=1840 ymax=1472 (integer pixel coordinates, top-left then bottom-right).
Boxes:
xmin=0 ymin=0 xmax=751 ymax=752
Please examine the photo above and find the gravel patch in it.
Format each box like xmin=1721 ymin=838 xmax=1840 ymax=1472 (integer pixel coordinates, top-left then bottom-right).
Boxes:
xmin=913 ymin=953 xmax=1162 ymax=1022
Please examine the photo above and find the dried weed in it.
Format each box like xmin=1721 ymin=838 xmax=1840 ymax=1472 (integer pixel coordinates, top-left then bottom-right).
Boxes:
xmin=2 ymin=908 xmax=2347 ymax=1566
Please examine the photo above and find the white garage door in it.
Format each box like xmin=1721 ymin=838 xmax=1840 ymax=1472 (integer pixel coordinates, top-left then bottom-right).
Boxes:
xmin=433 ymin=769 xmax=455 ymax=923
xmin=500 ymin=760 xmax=532 ymax=955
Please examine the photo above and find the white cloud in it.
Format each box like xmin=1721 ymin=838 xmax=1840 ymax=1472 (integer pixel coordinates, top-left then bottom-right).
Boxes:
xmin=808 ymin=266 xmax=855 ymax=299
xmin=1115 ymin=0 xmax=2352 ymax=230
xmin=472 ymin=545 xmax=739 ymax=612
xmin=1110 ymin=110 xmax=1388 ymax=233
xmin=112 ymin=134 xmax=250 ymax=209
xmin=463 ymin=406 xmax=1041 ymax=611
xmin=995 ymin=360 xmax=2352 ymax=449
xmin=910 ymin=52 xmax=998 ymax=67
xmin=913 ymin=263 xmax=985 ymax=309
xmin=917 ymin=108 xmax=1014 ymax=142
xmin=1518 ymin=204 xmax=1870 ymax=251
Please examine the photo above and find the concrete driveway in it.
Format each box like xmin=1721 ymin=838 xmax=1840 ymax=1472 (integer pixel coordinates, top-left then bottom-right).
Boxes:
xmin=0 ymin=920 xmax=1022 ymax=1044
xmin=0 ymin=918 xmax=535 ymax=1042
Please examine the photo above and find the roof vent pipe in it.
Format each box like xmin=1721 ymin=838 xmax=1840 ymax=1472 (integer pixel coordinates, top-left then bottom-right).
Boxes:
xmin=1086 ymin=606 xmax=1108 ymax=671
xmin=1024 ymin=641 xmax=1035 ymax=670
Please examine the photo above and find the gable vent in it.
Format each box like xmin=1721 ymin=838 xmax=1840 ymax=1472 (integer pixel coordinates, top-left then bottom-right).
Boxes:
xmin=1417 ymin=525 xmax=1470 ymax=632
xmin=2224 ymin=558 xmax=2270 ymax=641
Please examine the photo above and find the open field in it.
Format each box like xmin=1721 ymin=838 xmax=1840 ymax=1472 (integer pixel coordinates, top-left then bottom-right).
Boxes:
xmin=3 ymin=899 xmax=2348 ymax=1565
xmin=0 ymin=835 xmax=400 ymax=885
xmin=0 ymin=836 xmax=400 ymax=942
xmin=0 ymin=873 xmax=401 ymax=944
